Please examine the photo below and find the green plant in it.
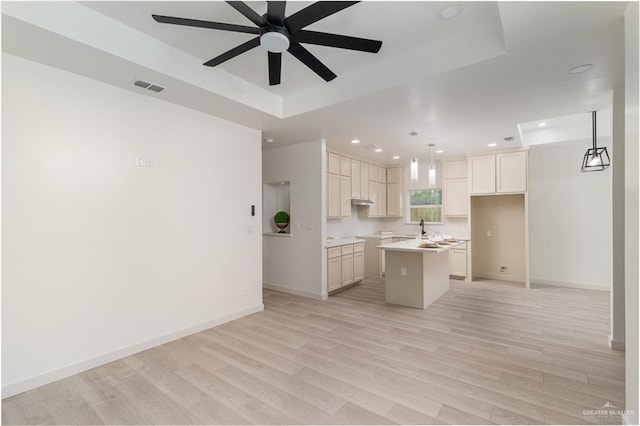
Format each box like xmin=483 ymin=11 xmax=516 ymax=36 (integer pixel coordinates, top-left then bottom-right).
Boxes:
xmin=274 ymin=211 xmax=290 ymax=223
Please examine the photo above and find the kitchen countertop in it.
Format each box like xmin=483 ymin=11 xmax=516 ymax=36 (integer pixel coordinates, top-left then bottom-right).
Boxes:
xmin=325 ymin=238 xmax=366 ymax=248
xmin=358 ymin=233 xmax=414 ymax=239
xmin=376 ymin=239 xmax=466 ymax=254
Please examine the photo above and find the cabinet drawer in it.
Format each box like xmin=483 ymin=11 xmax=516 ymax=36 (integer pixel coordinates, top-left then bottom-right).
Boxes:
xmin=354 ymin=243 xmax=364 ymax=253
xmin=328 ymin=247 xmax=342 ymax=259
xmin=341 ymin=244 xmax=354 ymax=255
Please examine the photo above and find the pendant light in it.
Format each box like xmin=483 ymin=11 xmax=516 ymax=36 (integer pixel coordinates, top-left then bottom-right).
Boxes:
xmin=428 ymin=143 xmax=436 ymax=187
xmin=410 ymin=157 xmax=418 ymax=182
xmin=410 ymin=132 xmax=419 ymax=182
xmin=581 ymin=110 xmax=610 ymax=172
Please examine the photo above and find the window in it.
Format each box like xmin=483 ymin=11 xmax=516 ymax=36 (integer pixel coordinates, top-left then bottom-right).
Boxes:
xmin=408 ymin=189 xmax=442 ymax=224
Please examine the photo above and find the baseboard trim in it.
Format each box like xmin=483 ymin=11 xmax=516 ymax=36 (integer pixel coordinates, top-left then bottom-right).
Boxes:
xmin=474 ymin=272 xmax=526 ymax=283
xmin=530 ymin=278 xmax=610 ymax=291
xmin=263 ymin=282 xmax=326 ymax=300
xmin=608 ymin=336 xmax=626 ymax=351
xmin=1 ymin=304 xmax=264 ymax=399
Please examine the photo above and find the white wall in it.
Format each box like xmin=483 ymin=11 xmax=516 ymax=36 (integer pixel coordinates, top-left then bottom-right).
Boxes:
xmin=471 ymin=194 xmax=526 ymax=283
xmin=624 ymin=2 xmax=639 ymax=423
xmin=262 ymin=140 xmax=326 ymax=299
xmin=611 ymin=85 xmax=625 ymax=348
xmin=528 ymin=139 xmax=612 ymax=289
xmin=1 ymin=54 xmax=263 ymax=396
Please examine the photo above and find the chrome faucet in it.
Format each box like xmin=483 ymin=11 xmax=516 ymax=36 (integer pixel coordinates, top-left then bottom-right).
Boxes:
xmin=420 ymin=219 xmax=426 ymax=236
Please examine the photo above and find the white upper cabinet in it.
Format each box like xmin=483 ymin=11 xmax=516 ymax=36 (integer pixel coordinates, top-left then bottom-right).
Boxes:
xmin=443 ymin=159 xmax=469 ymax=217
xmin=387 ymin=167 xmax=401 ymax=183
xmin=377 ymin=166 xmax=386 ymax=183
xmin=368 ymin=181 xmax=378 ymax=216
xmin=443 ymin=159 xmax=467 ymax=179
xmin=386 ymin=167 xmax=403 ymax=217
xmin=497 ymin=151 xmax=527 ymax=193
xmin=328 ymin=152 xmax=341 ymax=175
xmin=369 ymin=163 xmax=378 ymax=182
xmin=340 ymin=156 xmax=351 ymax=176
xmin=469 ymin=151 xmax=527 ymax=195
xmin=377 ymin=183 xmax=387 ymax=216
xmin=360 ymin=162 xmax=369 ymax=199
xmin=327 ymin=173 xmax=341 ymax=217
xmin=351 ymin=159 xmax=361 ymax=198
xmin=469 ymin=155 xmax=496 ymax=195
xmin=443 ymin=178 xmax=468 ymax=216
xmin=340 ymin=175 xmax=351 ymax=216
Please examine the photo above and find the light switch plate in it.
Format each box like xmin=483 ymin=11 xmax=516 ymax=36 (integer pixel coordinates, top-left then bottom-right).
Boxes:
xmin=135 ymin=155 xmax=145 ymax=167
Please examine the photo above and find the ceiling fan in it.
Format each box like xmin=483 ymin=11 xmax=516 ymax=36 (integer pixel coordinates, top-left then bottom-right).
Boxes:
xmin=152 ymin=1 xmax=383 ymax=86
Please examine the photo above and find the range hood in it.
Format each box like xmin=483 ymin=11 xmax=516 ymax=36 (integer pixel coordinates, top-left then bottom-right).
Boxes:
xmin=351 ymin=198 xmax=374 ymax=206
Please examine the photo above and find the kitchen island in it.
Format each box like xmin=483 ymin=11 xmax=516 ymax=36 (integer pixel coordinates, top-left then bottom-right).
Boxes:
xmin=377 ymin=239 xmax=466 ymax=309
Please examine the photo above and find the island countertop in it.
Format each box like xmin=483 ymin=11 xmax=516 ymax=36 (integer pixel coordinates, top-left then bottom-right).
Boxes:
xmin=376 ymin=239 xmax=466 ymax=254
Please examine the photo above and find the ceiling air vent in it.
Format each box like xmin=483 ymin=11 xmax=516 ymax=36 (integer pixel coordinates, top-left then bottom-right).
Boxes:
xmin=134 ymin=80 xmax=151 ymax=89
xmin=133 ymin=79 xmax=165 ymax=93
xmin=504 ymin=136 xmax=515 ymax=142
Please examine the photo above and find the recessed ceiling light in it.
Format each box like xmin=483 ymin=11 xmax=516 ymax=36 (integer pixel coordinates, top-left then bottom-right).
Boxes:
xmin=392 ymin=156 xmax=400 ymax=160
xmin=569 ymin=64 xmax=594 ymax=74
xmin=351 ymin=139 xmax=360 ymax=144
xmin=375 ymin=148 xmax=383 ymax=153
xmin=436 ymin=150 xmax=444 ymax=154
xmin=265 ymin=138 xmax=274 ymax=143
xmin=538 ymin=122 xmax=547 ymax=127
xmin=488 ymin=143 xmax=497 ymax=147
xmin=437 ymin=3 xmax=463 ymax=20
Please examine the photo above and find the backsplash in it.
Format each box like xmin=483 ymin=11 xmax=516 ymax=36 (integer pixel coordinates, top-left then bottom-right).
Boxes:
xmin=326 ymin=206 xmax=469 ymax=239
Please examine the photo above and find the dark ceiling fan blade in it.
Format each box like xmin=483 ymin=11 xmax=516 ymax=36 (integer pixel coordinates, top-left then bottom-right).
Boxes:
xmin=226 ymin=2 xmax=268 ymax=27
xmin=285 ymin=1 xmax=359 ymax=34
xmin=288 ymin=42 xmax=337 ymax=82
xmin=268 ymin=52 xmax=282 ymax=86
xmin=203 ymin=37 xmax=260 ymax=67
xmin=293 ymin=30 xmax=382 ymax=53
xmin=267 ymin=1 xmax=286 ymax=26
xmin=152 ymin=15 xmax=259 ymax=34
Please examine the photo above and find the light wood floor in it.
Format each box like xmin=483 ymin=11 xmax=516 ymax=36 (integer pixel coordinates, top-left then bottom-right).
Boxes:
xmin=2 ymin=279 xmax=625 ymax=425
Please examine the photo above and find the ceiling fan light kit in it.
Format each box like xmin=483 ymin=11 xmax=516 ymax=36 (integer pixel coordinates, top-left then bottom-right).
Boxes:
xmin=260 ymin=27 xmax=290 ymax=53
xmin=152 ymin=1 xmax=383 ymax=86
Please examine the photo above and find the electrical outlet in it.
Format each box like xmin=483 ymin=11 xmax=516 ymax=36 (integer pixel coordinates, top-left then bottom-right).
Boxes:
xmin=145 ymin=156 xmax=153 ymax=168
xmin=401 ymin=266 xmax=407 ymax=276
xmin=239 ymin=286 xmax=245 ymax=296
xmin=500 ymin=266 xmax=508 ymax=273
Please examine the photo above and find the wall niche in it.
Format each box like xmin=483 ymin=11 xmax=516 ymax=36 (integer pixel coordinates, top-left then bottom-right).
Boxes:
xmin=263 ymin=181 xmax=291 ymax=236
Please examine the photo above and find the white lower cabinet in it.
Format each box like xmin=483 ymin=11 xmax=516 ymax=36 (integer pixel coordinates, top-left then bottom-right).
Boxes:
xmin=341 ymin=253 xmax=354 ymax=286
xmin=449 ymin=242 xmax=468 ymax=278
xmin=327 ymin=255 xmax=342 ymax=292
xmin=354 ymin=251 xmax=364 ymax=282
xmin=327 ymin=243 xmax=364 ymax=293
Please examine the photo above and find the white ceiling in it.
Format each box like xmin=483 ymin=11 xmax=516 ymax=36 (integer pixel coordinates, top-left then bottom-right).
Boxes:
xmin=2 ymin=1 xmax=627 ymax=166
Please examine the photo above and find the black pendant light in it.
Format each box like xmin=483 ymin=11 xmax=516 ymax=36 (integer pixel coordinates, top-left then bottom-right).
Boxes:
xmin=581 ymin=110 xmax=610 ymax=172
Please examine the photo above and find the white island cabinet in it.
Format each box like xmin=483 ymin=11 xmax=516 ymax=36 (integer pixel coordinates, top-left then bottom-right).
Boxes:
xmin=378 ymin=239 xmax=466 ymax=309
